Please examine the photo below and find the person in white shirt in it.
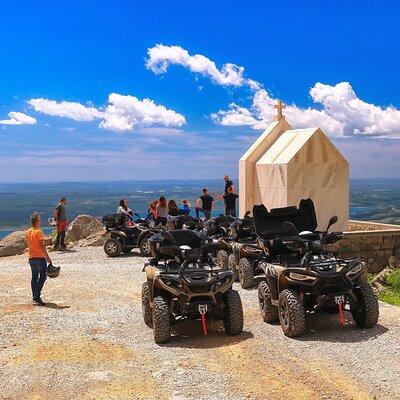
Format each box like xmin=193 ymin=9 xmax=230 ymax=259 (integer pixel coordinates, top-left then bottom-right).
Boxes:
xmin=117 ymin=199 xmax=132 ymax=219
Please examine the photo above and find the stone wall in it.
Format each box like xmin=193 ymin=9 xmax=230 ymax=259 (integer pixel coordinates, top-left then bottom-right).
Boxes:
xmin=328 ymin=220 xmax=400 ymax=273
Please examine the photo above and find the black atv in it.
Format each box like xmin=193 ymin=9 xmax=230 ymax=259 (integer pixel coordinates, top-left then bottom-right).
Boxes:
xmin=201 ymin=215 xmax=237 ymax=269
xmin=219 ymin=213 xmax=261 ymax=288
xmin=102 ymin=213 xmax=158 ymax=257
xmin=142 ymin=229 xmax=244 ymax=344
xmin=253 ymin=199 xmax=379 ymax=337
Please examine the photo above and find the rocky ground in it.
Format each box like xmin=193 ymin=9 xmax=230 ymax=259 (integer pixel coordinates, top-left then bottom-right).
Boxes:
xmin=1 ymin=248 xmax=400 ymax=400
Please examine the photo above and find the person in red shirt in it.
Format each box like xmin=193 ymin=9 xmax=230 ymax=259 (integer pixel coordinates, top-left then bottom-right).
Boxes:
xmin=26 ymin=212 xmax=52 ymax=305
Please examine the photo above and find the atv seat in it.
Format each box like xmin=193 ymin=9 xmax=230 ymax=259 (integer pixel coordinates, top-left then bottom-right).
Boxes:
xmin=253 ymin=198 xmax=318 ymax=240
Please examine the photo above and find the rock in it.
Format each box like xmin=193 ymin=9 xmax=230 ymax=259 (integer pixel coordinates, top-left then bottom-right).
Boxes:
xmin=71 ymin=231 xmax=106 ymax=248
xmin=0 ymin=230 xmax=27 ymax=257
xmin=65 ymin=215 xmax=103 ymax=244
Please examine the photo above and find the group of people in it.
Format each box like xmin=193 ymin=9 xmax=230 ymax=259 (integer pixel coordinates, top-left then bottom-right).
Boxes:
xmin=25 ymin=175 xmax=238 ymax=305
xmin=116 ymin=175 xmax=238 ymax=225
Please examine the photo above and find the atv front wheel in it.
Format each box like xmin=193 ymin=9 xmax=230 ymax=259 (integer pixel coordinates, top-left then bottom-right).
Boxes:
xmin=351 ymin=283 xmax=379 ymax=328
xmin=216 ymin=249 xmax=229 ymax=269
xmin=228 ymin=253 xmax=239 ymax=282
xmin=238 ymin=257 xmax=254 ymax=289
xmin=141 ymin=282 xmax=153 ymax=328
xmin=258 ymin=281 xmax=278 ymax=323
xmin=139 ymin=238 xmax=151 ymax=256
xmin=152 ymin=296 xmax=171 ymax=344
xmin=104 ymin=238 xmax=122 ymax=257
xmin=223 ymin=289 xmax=244 ymax=335
xmin=278 ymin=289 xmax=305 ymax=337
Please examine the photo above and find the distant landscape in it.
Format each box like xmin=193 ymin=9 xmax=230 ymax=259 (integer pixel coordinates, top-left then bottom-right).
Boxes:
xmin=0 ymin=178 xmax=399 ymax=238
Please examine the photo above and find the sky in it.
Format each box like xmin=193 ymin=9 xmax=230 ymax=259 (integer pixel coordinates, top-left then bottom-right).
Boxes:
xmin=0 ymin=0 xmax=399 ymax=183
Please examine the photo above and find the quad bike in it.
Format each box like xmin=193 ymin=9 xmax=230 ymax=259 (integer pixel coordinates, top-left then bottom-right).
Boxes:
xmin=142 ymin=229 xmax=244 ymax=344
xmin=217 ymin=213 xmax=261 ymax=288
xmin=102 ymin=213 xmax=158 ymax=257
xmin=253 ymin=199 xmax=379 ymax=337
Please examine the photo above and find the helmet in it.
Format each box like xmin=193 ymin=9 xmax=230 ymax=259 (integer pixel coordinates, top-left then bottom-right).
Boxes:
xmin=46 ymin=263 xmax=61 ymax=278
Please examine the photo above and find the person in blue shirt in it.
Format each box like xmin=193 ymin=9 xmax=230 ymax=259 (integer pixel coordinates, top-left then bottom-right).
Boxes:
xmin=179 ymin=199 xmax=191 ymax=215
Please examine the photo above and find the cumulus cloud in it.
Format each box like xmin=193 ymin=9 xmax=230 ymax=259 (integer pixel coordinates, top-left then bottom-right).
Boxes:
xmin=28 ymin=98 xmax=104 ymax=121
xmin=146 ymin=44 xmax=260 ymax=90
xmin=27 ymin=94 xmax=185 ymax=132
xmin=212 ymin=82 xmax=400 ymax=138
xmin=0 ymin=111 xmax=37 ymax=125
xmin=100 ymin=93 xmax=186 ymax=132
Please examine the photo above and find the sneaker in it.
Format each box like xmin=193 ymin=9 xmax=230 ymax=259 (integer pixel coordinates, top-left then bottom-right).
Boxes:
xmin=59 ymin=246 xmax=67 ymax=251
xmin=32 ymin=298 xmax=46 ymax=306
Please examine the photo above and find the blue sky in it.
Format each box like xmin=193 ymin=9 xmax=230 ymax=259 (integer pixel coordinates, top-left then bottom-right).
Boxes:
xmin=0 ymin=0 xmax=399 ymax=182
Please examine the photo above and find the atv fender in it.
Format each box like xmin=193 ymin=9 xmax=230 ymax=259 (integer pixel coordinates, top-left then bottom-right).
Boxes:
xmin=110 ymin=230 xmax=127 ymax=238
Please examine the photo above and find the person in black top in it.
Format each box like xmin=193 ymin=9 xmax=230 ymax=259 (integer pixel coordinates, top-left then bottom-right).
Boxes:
xmin=214 ymin=185 xmax=239 ymax=217
xmin=200 ymin=188 xmax=213 ymax=220
xmin=224 ymin=175 xmax=233 ymax=194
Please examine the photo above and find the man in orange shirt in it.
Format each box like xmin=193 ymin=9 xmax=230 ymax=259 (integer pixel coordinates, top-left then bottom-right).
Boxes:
xmin=26 ymin=212 xmax=52 ymax=305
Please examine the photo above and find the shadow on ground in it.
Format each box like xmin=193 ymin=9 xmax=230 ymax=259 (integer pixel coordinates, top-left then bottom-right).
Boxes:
xmin=162 ymin=320 xmax=253 ymax=349
xmin=44 ymin=302 xmax=71 ymax=310
xmin=294 ymin=311 xmax=389 ymax=343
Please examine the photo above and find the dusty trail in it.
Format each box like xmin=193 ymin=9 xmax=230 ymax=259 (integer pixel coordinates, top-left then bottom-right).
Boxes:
xmin=1 ymin=248 xmax=399 ymax=400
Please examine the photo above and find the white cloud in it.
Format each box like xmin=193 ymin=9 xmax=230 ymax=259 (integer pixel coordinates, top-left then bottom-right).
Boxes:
xmin=100 ymin=93 xmax=186 ymax=132
xmin=146 ymin=44 xmax=260 ymax=90
xmin=27 ymin=94 xmax=185 ymax=132
xmin=0 ymin=111 xmax=37 ymax=125
xmin=28 ymin=98 xmax=103 ymax=121
xmin=212 ymin=82 xmax=400 ymax=138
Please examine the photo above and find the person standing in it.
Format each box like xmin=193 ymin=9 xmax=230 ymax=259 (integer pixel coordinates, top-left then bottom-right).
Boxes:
xmin=224 ymin=175 xmax=234 ymax=194
xmin=200 ymin=189 xmax=214 ymax=220
xmin=53 ymin=197 xmax=68 ymax=250
xmin=194 ymin=197 xmax=203 ymax=218
xmin=155 ymin=196 xmax=168 ymax=226
xmin=26 ymin=212 xmax=52 ymax=305
xmin=213 ymin=185 xmax=239 ymax=217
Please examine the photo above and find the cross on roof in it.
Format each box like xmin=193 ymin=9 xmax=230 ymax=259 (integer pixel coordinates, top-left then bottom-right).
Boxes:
xmin=274 ymin=100 xmax=286 ymax=121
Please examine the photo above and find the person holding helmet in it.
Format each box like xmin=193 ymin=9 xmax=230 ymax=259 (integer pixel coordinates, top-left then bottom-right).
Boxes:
xmin=26 ymin=212 xmax=52 ymax=306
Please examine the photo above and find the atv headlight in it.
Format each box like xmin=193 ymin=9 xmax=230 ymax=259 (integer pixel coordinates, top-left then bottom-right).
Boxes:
xmin=289 ymin=272 xmax=317 ymax=281
xmin=346 ymin=262 xmax=364 ymax=278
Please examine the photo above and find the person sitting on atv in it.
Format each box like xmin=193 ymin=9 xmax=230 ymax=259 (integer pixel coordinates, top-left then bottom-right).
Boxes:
xmin=156 ymin=196 xmax=168 ymax=226
xmin=117 ymin=199 xmax=133 ymax=225
xmin=179 ymin=199 xmax=191 ymax=215
xmin=168 ymin=199 xmax=179 ymax=216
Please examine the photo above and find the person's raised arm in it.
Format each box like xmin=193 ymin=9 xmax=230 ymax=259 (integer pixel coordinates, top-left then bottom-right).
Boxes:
xmin=211 ymin=192 xmax=224 ymax=200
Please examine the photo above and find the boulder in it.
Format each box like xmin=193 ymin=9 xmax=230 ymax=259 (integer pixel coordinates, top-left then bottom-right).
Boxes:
xmin=69 ymin=230 xmax=106 ymax=248
xmin=0 ymin=230 xmax=27 ymax=257
xmin=65 ymin=215 xmax=103 ymax=244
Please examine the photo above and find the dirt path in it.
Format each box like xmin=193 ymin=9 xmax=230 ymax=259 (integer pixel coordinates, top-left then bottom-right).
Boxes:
xmin=1 ymin=248 xmax=399 ymax=399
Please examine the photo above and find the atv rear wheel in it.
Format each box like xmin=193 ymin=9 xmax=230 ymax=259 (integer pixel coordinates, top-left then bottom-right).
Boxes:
xmin=278 ymin=289 xmax=305 ymax=337
xmin=152 ymin=296 xmax=171 ymax=344
xmin=351 ymin=283 xmax=379 ymax=328
xmin=238 ymin=257 xmax=254 ymax=289
xmin=139 ymin=237 xmax=151 ymax=256
xmin=228 ymin=253 xmax=239 ymax=282
xmin=258 ymin=280 xmax=279 ymax=323
xmin=141 ymin=283 xmax=153 ymax=328
xmin=216 ymin=249 xmax=229 ymax=269
xmin=223 ymin=289 xmax=243 ymax=335
xmin=104 ymin=238 xmax=122 ymax=257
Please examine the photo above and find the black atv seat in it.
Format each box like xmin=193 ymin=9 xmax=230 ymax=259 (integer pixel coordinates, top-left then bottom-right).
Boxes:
xmin=253 ymin=198 xmax=318 ymax=240
xmin=168 ymin=229 xmax=203 ymax=249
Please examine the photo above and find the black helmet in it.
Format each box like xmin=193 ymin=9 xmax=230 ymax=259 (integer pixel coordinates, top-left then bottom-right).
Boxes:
xmin=47 ymin=263 xmax=60 ymax=278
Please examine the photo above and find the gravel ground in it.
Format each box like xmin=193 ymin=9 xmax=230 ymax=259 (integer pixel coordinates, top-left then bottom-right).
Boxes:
xmin=1 ymin=247 xmax=400 ymax=400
